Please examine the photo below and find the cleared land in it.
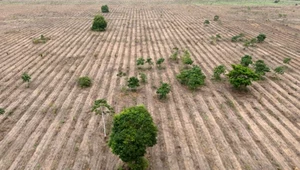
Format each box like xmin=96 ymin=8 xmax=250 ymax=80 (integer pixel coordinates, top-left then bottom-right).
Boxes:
xmin=0 ymin=0 xmax=300 ymax=169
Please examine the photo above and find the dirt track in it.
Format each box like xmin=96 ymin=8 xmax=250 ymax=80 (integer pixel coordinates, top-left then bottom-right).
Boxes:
xmin=0 ymin=0 xmax=300 ymax=169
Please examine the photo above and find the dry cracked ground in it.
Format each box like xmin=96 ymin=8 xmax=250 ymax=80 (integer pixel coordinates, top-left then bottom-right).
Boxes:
xmin=0 ymin=0 xmax=300 ymax=169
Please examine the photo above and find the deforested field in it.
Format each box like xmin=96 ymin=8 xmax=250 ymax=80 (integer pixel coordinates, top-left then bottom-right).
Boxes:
xmin=0 ymin=0 xmax=300 ymax=169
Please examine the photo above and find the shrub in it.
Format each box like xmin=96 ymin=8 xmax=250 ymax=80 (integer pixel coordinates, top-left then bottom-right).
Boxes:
xmin=240 ymin=55 xmax=253 ymax=67
xmin=127 ymin=77 xmax=140 ymax=90
xmin=101 ymin=5 xmax=109 ymax=13
xmin=145 ymin=58 xmax=153 ymax=65
xmin=33 ymin=35 xmax=50 ymax=44
xmin=136 ymin=57 xmax=145 ymax=66
xmin=108 ymin=105 xmax=158 ymax=170
xmin=257 ymin=33 xmax=266 ymax=43
xmin=213 ymin=15 xmax=219 ymax=21
xmin=176 ymin=65 xmax=206 ymax=90
xmin=212 ymin=65 xmax=226 ymax=80
xmin=204 ymin=20 xmax=210 ymax=25
xmin=156 ymin=82 xmax=171 ymax=99
xmin=170 ymin=47 xmax=179 ymax=61
xmin=254 ymin=60 xmax=270 ymax=78
xmin=156 ymin=58 xmax=165 ymax=68
xmin=181 ymin=50 xmax=193 ymax=65
xmin=283 ymin=57 xmax=291 ymax=64
xmin=0 ymin=108 xmax=5 ymax=115
xmin=210 ymin=34 xmax=221 ymax=45
xmin=139 ymin=73 xmax=147 ymax=83
xmin=22 ymin=72 xmax=31 ymax=87
xmin=117 ymin=71 xmax=126 ymax=77
xmin=243 ymin=38 xmax=257 ymax=47
xmin=227 ymin=64 xmax=259 ymax=88
xmin=78 ymin=76 xmax=92 ymax=88
xmin=91 ymin=15 xmax=107 ymax=31
xmin=274 ymin=66 xmax=285 ymax=75
xmin=231 ymin=33 xmax=245 ymax=42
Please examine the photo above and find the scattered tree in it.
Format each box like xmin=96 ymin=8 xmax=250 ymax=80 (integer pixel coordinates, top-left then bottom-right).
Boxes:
xmin=227 ymin=64 xmax=259 ymax=89
xmin=204 ymin=20 xmax=210 ymax=25
xmin=92 ymin=99 xmax=114 ymax=137
xmin=240 ymin=55 xmax=253 ymax=67
xmin=212 ymin=65 xmax=226 ymax=80
xmin=101 ymin=5 xmax=109 ymax=13
xmin=254 ymin=60 xmax=270 ymax=79
xmin=139 ymin=73 xmax=147 ymax=83
xmin=257 ymin=33 xmax=266 ymax=43
xmin=243 ymin=38 xmax=257 ymax=47
xmin=0 ymin=108 xmax=5 ymax=115
xmin=176 ymin=65 xmax=206 ymax=90
xmin=156 ymin=58 xmax=165 ymax=69
xmin=91 ymin=15 xmax=107 ymax=31
xmin=145 ymin=58 xmax=153 ymax=65
xmin=136 ymin=57 xmax=145 ymax=68
xmin=78 ymin=76 xmax=92 ymax=88
xmin=108 ymin=105 xmax=158 ymax=170
xmin=181 ymin=50 xmax=193 ymax=65
xmin=231 ymin=33 xmax=245 ymax=42
xmin=213 ymin=15 xmax=220 ymax=21
xmin=22 ymin=72 xmax=31 ymax=88
xmin=274 ymin=66 xmax=285 ymax=75
xmin=156 ymin=82 xmax=171 ymax=99
xmin=283 ymin=57 xmax=291 ymax=64
xmin=127 ymin=76 xmax=140 ymax=90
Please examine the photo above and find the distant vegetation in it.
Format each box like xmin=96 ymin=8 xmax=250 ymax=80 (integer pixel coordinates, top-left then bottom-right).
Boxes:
xmin=101 ymin=5 xmax=109 ymax=13
xmin=33 ymin=35 xmax=50 ymax=44
xmin=91 ymin=15 xmax=107 ymax=31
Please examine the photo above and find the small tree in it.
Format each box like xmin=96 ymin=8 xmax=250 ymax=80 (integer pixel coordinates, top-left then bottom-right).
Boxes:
xmin=92 ymin=99 xmax=114 ymax=137
xmin=0 ymin=108 xmax=5 ymax=115
xmin=78 ymin=76 xmax=92 ymax=88
xmin=170 ymin=47 xmax=179 ymax=61
xmin=257 ymin=33 xmax=266 ymax=43
xmin=136 ymin=57 xmax=145 ymax=68
xmin=181 ymin=50 xmax=193 ymax=65
xmin=254 ymin=60 xmax=270 ymax=79
xmin=127 ymin=77 xmax=140 ymax=90
xmin=204 ymin=20 xmax=210 ymax=25
xmin=101 ymin=5 xmax=109 ymax=13
xmin=176 ymin=65 xmax=206 ymax=90
xmin=274 ymin=66 xmax=285 ymax=75
xmin=145 ymin=58 xmax=153 ymax=65
xmin=231 ymin=33 xmax=245 ymax=42
xmin=241 ymin=55 xmax=253 ymax=67
xmin=156 ymin=82 xmax=171 ymax=99
xmin=91 ymin=15 xmax=107 ymax=31
xmin=212 ymin=65 xmax=226 ymax=80
xmin=139 ymin=73 xmax=147 ymax=83
xmin=108 ymin=105 xmax=158 ymax=170
xmin=156 ymin=58 xmax=165 ymax=69
xmin=283 ymin=57 xmax=291 ymax=64
xmin=22 ymin=72 xmax=31 ymax=88
xmin=213 ymin=15 xmax=219 ymax=21
xmin=227 ymin=64 xmax=259 ymax=89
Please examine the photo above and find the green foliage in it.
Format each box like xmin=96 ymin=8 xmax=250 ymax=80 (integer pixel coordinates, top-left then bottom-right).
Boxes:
xmin=33 ymin=35 xmax=50 ymax=44
xmin=127 ymin=77 xmax=140 ymax=90
xmin=204 ymin=20 xmax=210 ymax=25
xmin=156 ymin=82 xmax=171 ymax=99
xmin=243 ymin=38 xmax=257 ymax=47
xmin=91 ymin=15 xmax=107 ymax=31
xmin=257 ymin=33 xmax=266 ymax=43
xmin=0 ymin=108 xmax=5 ymax=115
xmin=139 ymin=73 xmax=147 ymax=83
xmin=274 ymin=66 xmax=285 ymax=74
xmin=240 ymin=55 xmax=253 ymax=67
xmin=231 ymin=33 xmax=245 ymax=42
xmin=156 ymin=58 xmax=165 ymax=68
xmin=283 ymin=57 xmax=291 ymax=64
xmin=78 ymin=76 xmax=92 ymax=88
xmin=227 ymin=64 xmax=259 ymax=88
xmin=213 ymin=65 xmax=226 ymax=80
xmin=92 ymin=99 xmax=114 ymax=114
xmin=101 ymin=5 xmax=109 ymax=13
xmin=176 ymin=65 xmax=206 ymax=90
xmin=145 ymin=58 xmax=153 ymax=65
xmin=181 ymin=50 xmax=193 ymax=65
xmin=213 ymin=15 xmax=219 ymax=21
xmin=22 ymin=72 xmax=31 ymax=87
xmin=117 ymin=71 xmax=126 ymax=77
xmin=136 ymin=57 xmax=145 ymax=66
xmin=170 ymin=47 xmax=179 ymax=61
xmin=254 ymin=60 xmax=270 ymax=78
xmin=108 ymin=105 xmax=157 ymax=168
xmin=127 ymin=157 xmax=149 ymax=170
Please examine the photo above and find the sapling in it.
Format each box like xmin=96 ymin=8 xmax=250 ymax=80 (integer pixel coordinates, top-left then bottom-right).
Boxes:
xmin=283 ymin=57 xmax=291 ymax=64
xmin=254 ymin=60 xmax=270 ymax=79
xmin=139 ymin=73 xmax=147 ymax=83
xmin=156 ymin=58 xmax=165 ymax=69
xmin=231 ymin=33 xmax=245 ymax=42
xmin=227 ymin=64 xmax=259 ymax=89
xmin=181 ymin=50 xmax=193 ymax=65
xmin=212 ymin=65 xmax=226 ymax=80
xmin=127 ymin=76 xmax=140 ymax=91
xmin=241 ymin=55 xmax=253 ymax=67
xmin=22 ymin=72 xmax=31 ymax=88
xmin=91 ymin=15 xmax=107 ymax=31
xmin=213 ymin=15 xmax=220 ymax=21
xmin=274 ymin=66 xmax=285 ymax=75
xmin=156 ymin=82 xmax=171 ymax=99
xmin=92 ymin=99 xmax=114 ymax=137
xmin=0 ymin=108 xmax=5 ymax=115
xmin=136 ymin=57 xmax=145 ymax=68
xmin=257 ymin=33 xmax=266 ymax=43
xmin=204 ymin=20 xmax=210 ymax=25
xmin=176 ymin=65 xmax=206 ymax=90
xmin=101 ymin=5 xmax=109 ymax=13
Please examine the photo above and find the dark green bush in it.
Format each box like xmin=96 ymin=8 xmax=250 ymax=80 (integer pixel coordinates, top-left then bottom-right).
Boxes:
xmin=213 ymin=15 xmax=219 ymax=21
xmin=231 ymin=33 xmax=245 ymax=42
xmin=204 ymin=20 xmax=210 ymax=25
xmin=78 ymin=76 xmax=92 ymax=88
xmin=274 ymin=66 xmax=285 ymax=75
xmin=91 ymin=15 xmax=107 ymax=31
xmin=156 ymin=82 xmax=171 ymax=99
xmin=176 ymin=65 xmax=206 ymax=90
xmin=212 ymin=65 xmax=226 ymax=80
xmin=254 ymin=60 xmax=270 ymax=78
xmin=240 ymin=55 xmax=253 ymax=67
xmin=0 ymin=108 xmax=5 ymax=115
xmin=127 ymin=77 xmax=140 ymax=90
xmin=156 ymin=58 xmax=165 ymax=68
xmin=22 ymin=72 xmax=31 ymax=87
xmin=101 ymin=5 xmax=109 ymax=13
xmin=257 ymin=33 xmax=266 ymax=43
xmin=181 ymin=50 xmax=193 ymax=65
xmin=108 ymin=105 xmax=157 ymax=170
xmin=283 ymin=57 xmax=291 ymax=64
xmin=227 ymin=64 xmax=259 ymax=88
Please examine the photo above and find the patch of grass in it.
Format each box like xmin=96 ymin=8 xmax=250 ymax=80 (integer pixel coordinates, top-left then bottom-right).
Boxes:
xmin=78 ymin=76 xmax=92 ymax=88
xmin=33 ymin=35 xmax=50 ymax=44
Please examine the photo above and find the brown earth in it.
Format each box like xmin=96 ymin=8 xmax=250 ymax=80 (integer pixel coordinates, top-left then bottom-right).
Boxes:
xmin=0 ymin=0 xmax=300 ymax=169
